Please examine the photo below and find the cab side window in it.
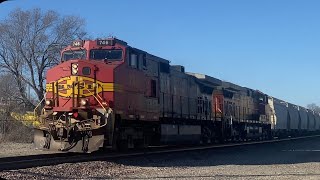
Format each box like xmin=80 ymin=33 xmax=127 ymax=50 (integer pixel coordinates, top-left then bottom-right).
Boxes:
xmin=128 ymin=48 xmax=147 ymax=70
xmin=141 ymin=54 xmax=146 ymax=68
xmin=129 ymin=53 xmax=138 ymax=69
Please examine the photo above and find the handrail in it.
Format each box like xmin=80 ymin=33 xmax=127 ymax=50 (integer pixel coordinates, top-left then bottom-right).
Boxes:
xmin=34 ymin=93 xmax=46 ymax=118
xmin=78 ymin=80 xmax=109 ymax=128
xmin=94 ymin=82 xmax=103 ymax=101
xmin=79 ymin=81 xmax=106 ymax=113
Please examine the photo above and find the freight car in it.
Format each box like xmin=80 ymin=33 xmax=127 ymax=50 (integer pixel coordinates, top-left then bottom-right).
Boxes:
xmin=34 ymin=38 xmax=320 ymax=152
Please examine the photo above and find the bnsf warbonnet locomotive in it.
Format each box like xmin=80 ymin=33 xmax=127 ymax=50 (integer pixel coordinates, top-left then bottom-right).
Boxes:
xmin=34 ymin=38 xmax=320 ymax=152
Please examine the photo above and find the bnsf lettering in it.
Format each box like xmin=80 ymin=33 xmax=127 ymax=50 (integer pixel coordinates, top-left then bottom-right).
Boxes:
xmin=59 ymin=83 xmax=87 ymax=90
xmin=67 ymin=85 xmax=73 ymax=89
xmin=58 ymin=85 xmax=65 ymax=90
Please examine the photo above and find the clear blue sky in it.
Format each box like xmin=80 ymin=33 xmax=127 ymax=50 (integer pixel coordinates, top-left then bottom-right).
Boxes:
xmin=0 ymin=0 xmax=320 ymax=107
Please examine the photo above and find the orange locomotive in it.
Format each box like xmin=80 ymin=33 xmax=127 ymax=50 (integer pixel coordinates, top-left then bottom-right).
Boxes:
xmin=35 ymin=38 xmax=316 ymax=153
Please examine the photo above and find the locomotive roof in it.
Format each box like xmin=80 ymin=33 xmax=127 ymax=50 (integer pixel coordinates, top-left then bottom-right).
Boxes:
xmin=130 ymin=47 xmax=170 ymax=64
xmin=221 ymin=81 xmax=245 ymax=92
xmin=186 ymin=72 xmax=222 ymax=87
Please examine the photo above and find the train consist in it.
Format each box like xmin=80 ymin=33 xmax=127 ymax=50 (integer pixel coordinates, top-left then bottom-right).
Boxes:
xmin=34 ymin=38 xmax=320 ymax=152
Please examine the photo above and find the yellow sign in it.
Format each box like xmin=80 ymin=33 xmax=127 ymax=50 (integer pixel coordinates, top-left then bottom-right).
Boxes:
xmin=46 ymin=76 xmax=121 ymax=97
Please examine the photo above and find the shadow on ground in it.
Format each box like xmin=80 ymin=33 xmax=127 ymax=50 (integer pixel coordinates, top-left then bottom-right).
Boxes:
xmin=111 ymin=136 xmax=320 ymax=168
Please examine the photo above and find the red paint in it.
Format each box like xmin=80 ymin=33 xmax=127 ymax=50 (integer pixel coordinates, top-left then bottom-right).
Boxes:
xmin=46 ymin=38 xmax=159 ymax=122
xmin=46 ymin=38 xmax=126 ymax=112
xmin=73 ymin=112 xmax=78 ymax=118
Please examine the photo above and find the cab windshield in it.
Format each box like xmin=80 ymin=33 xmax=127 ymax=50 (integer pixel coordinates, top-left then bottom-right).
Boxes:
xmin=62 ymin=50 xmax=86 ymax=61
xmin=90 ymin=49 xmax=123 ymax=61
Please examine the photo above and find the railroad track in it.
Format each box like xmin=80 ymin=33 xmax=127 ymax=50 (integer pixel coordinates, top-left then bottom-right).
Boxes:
xmin=1 ymin=135 xmax=320 ymax=171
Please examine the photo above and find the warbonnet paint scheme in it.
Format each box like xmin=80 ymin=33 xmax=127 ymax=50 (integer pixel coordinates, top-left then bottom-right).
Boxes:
xmin=34 ymin=38 xmax=320 ymax=153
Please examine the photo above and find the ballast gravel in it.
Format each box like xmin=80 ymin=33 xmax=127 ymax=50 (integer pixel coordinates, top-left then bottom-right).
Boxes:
xmin=1 ymin=137 xmax=320 ymax=179
xmin=0 ymin=160 xmax=320 ymax=179
xmin=0 ymin=143 xmax=58 ymax=158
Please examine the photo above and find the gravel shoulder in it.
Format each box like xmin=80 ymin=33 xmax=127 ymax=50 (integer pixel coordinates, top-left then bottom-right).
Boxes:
xmin=1 ymin=137 xmax=320 ymax=179
xmin=0 ymin=142 xmax=58 ymax=158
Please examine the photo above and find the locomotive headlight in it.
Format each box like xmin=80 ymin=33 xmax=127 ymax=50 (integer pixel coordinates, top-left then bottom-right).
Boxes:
xmin=45 ymin=99 xmax=52 ymax=106
xmin=80 ymin=99 xmax=88 ymax=106
xmin=71 ymin=63 xmax=78 ymax=75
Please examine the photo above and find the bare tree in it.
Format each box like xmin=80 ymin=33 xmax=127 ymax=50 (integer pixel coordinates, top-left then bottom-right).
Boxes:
xmin=0 ymin=74 xmax=21 ymax=100
xmin=0 ymin=8 xmax=87 ymax=108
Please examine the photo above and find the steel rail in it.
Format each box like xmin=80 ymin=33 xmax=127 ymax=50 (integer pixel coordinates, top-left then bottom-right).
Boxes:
xmin=1 ymin=135 xmax=320 ymax=171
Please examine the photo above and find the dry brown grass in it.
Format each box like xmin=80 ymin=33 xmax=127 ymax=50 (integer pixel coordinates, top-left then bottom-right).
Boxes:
xmin=0 ymin=118 xmax=33 ymax=143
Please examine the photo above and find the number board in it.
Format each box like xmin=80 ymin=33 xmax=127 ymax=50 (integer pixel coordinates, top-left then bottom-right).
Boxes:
xmin=97 ymin=39 xmax=114 ymax=46
xmin=72 ymin=40 xmax=83 ymax=47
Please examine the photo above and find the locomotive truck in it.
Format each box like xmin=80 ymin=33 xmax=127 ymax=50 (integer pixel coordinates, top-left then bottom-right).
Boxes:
xmin=34 ymin=38 xmax=320 ymax=152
